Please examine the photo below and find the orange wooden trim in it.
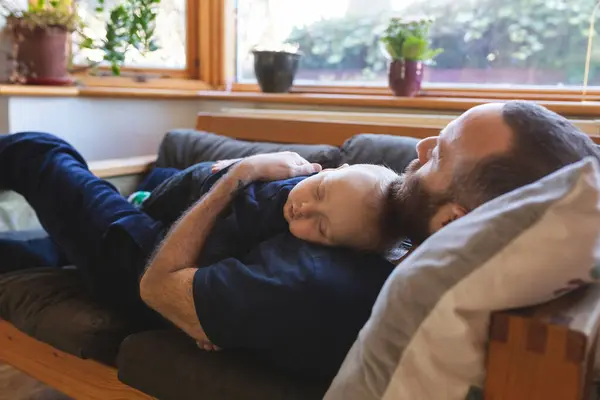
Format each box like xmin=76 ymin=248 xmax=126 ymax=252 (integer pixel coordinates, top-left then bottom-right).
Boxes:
xmin=0 ymin=320 xmax=153 ymax=400
xmin=199 ymin=0 xmax=225 ymax=88
xmin=232 ymin=83 xmax=600 ymax=102
xmin=3 ymin=83 xmax=600 ymax=119
xmin=77 ymin=76 xmax=212 ymax=90
xmin=196 ymin=112 xmax=440 ymax=145
xmin=79 ymin=87 xmax=201 ymax=99
xmin=196 ymin=91 xmax=600 ymax=118
xmin=72 ymin=66 xmax=188 ymax=79
xmin=0 ymin=85 xmax=79 ymax=97
xmin=89 ymin=155 xmax=157 ymax=178
xmin=484 ymin=285 xmax=600 ymax=400
xmin=186 ymin=0 xmax=200 ymax=79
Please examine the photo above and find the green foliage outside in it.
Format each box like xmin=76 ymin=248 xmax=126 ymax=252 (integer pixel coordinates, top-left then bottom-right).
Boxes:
xmin=285 ymin=0 xmax=600 ymax=85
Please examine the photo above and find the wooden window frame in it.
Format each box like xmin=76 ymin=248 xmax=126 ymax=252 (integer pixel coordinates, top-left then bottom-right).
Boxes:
xmin=223 ymin=2 xmax=600 ymax=105
xmin=73 ymin=0 xmax=226 ymax=88
xmin=229 ymin=83 xmax=600 ymax=103
xmin=66 ymin=0 xmax=600 ymax=111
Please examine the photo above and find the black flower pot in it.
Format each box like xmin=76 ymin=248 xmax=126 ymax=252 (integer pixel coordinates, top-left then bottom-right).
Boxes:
xmin=252 ymin=50 xmax=300 ymax=93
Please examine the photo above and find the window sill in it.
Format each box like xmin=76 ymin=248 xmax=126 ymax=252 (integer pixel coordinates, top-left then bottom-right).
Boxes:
xmin=1 ymin=83 xmax=600 ymax=117
xmin=195 ymin=91 xmax=600 ymax=117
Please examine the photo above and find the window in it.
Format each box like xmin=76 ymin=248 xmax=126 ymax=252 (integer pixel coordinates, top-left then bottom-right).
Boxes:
xmin=235 ymin=0 xmax=600 ymax=88
xmin=74 ymin=0 xmax=187 ymax=69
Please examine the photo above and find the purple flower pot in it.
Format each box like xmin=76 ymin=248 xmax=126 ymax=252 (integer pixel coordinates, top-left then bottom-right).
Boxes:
xmin=388 ymin=59 xmax=423 ymax=97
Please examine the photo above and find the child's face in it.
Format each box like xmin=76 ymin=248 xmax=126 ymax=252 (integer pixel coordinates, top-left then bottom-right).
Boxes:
xmin=284 ymin=165 xmax=390 ymax=250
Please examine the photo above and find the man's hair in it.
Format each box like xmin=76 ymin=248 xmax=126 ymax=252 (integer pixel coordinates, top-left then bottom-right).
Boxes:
xmin=455 ymin=101 xmax=600 ymax=209
xmin=352 ymin=164 xmax=400 ymax=252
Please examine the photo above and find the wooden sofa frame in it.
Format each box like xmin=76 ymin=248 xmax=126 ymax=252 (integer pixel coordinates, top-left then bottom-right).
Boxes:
xmin=1 ymin=112 xmax=600 ymax=400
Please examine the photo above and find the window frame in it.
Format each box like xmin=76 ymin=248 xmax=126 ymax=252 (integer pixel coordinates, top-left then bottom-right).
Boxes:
xmin=71 ymin=0 xmax=222 ymax=85
xmin=70 ymin=0 xmax=600 ymax=109
xmin=225 ymin=1 xmax=600 ymax=105
xmin=230 ymin=82 xmax=600 ymax=102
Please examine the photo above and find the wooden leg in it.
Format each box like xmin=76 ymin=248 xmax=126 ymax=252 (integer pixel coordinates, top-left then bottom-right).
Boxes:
xmin=0 ymin=321 xmax=153 ymax=400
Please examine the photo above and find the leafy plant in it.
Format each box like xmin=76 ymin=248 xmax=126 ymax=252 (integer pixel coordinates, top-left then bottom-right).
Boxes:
xmin=380 ymin=18 xmax=443 ymax=61
xmin=1 ymin=0 xmax=82 ymax=32
xmin=79 ymin=0 xmax=160 ymax=75
xmin=0 ymin=0 xmax=160 ymax=76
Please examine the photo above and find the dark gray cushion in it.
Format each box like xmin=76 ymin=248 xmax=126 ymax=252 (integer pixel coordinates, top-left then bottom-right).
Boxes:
xmin=0 ymin=266 xmax=144 ymax=365
xmin=340 ymin=134 xmax=419 ymax=173
xmin=118 ymin=330 xmax=330 ymax=400
xmin=156 ymin=129 xmax=342 ymax=170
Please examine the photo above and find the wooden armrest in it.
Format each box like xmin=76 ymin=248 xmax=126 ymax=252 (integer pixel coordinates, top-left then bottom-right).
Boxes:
xmin=0 ymin=320 xmax=152 ymax=399
xmin=89 ymin=155 xmax=157 ymax=179
xmin=485 ymin=285 xmax=600 ymax=400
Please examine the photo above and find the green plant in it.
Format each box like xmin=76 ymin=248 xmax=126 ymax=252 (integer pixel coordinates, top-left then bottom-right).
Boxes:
xmin=79 ymin=0 xmax=160 ymax=75
xmin=380 ymin=18 xmax=443 ymax=61
xmin=0 ymin=0 xmax=160 ymax=76
xmin=1 ymin=0 xmax=82 ymax=32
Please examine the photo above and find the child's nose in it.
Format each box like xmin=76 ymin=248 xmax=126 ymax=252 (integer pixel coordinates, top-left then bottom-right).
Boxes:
xmin=297 ymin=202 xmax=316 ymax=218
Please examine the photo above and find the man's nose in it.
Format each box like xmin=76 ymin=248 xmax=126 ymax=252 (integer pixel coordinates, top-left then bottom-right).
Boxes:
xmin=416 ymin=136 xmax=438 ymax=165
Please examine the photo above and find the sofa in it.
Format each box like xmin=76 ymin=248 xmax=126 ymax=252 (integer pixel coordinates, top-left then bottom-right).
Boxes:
xmin=1 ymin=113 xmax=598 ymax=400
xmin=0 ymin=125 xmax=420 ymax=399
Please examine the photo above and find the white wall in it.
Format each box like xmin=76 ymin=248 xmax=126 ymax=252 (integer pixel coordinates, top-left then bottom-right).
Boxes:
xmin=7 ymin=97 xmax=200 ymax=161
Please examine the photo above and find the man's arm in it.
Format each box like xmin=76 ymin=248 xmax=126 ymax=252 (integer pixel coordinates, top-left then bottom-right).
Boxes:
xmin=139 ymin=152 xmax=321 ymax=343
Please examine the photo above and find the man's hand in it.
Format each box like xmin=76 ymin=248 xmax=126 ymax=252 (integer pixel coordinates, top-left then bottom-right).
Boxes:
xmin=233 ymin=152 xmax=322 ymax=182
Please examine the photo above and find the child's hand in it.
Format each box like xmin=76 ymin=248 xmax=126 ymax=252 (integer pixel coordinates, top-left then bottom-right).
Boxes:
xmin=212 ymin=158 xmax=242 ymax=173
xmin=196 ymin=339 xmax=221 ymax=352
xmin=234 ymin=152 xmax=321 ymax=182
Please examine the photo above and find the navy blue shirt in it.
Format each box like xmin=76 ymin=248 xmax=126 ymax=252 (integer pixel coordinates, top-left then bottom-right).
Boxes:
xmin=141 ymin=163 xmax=396 ymax=379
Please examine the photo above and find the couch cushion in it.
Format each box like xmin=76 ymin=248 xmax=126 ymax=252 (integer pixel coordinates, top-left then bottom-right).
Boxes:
xmin=156 ymin=129 xmax=342 ymax=170
xmin=340 ymin=134 xmax=418 ymax=173
xmin=325 ymin=157 xmax=600 ymax=400
xmin=118 ymin=330 xmax=330 ymax=400
xmin=0 ymin=266 xmax=144 ymax=365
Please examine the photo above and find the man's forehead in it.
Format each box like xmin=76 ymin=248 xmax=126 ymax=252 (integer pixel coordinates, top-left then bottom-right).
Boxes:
xmin=442 ymin=103 xmax=512 ymax=160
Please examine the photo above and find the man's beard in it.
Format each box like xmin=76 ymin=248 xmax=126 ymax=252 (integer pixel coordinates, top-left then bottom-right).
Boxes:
xmin=392 ymin=160 xmax=453 ymax=245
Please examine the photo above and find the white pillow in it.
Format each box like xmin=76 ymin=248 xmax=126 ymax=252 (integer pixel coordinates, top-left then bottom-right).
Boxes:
xmin=325 ymin=157 xmax=600 ymax=400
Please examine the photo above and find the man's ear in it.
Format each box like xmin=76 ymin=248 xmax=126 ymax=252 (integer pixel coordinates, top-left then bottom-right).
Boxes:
xmin=430 ymin=203 xmax=467 ymax=233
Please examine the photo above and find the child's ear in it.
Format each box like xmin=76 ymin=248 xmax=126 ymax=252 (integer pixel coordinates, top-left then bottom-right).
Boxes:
xmin=321 ymin=164 xmax=349 ymax=173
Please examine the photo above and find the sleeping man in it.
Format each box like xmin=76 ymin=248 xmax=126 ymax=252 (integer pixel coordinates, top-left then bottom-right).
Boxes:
xmin=0 ymin=101 xmax=597 ymax=381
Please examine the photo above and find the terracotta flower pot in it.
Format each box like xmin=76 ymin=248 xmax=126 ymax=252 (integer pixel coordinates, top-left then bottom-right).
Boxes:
xmin=253 ymin=50 xmax=301 ymax=93
xmin=388 ymin=59 xmax=423 ymax=97
xmin=14 ymin=25 xmax=72 ymax=85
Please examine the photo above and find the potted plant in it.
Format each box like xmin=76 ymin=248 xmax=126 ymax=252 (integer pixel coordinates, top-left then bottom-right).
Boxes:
xmin=0 ymin=0 xmax=159 ymax=85
xmin=2 ymin=0 xmax=81 ymax=85
xmin=380 ymin=18 xmax=442 ymax=97
xmin=252 ymin=43 xmax=301 ymax=93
